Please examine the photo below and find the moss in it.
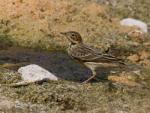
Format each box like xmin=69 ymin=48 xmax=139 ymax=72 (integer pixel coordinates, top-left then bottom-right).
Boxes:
xmin=0 ymin=67 xmax=21 ymax=84
xmin=0 ymin=66 xmax=150 ymax=112
xmin=108 ymin=0 xmax=150 ymax=22
xmin=141 ymin=66 xmax=150 ymax=86
xmin=0 ymin=0 xmax=150 ymax=52
xmin=0 ymin=33 xmax=13 ymax=49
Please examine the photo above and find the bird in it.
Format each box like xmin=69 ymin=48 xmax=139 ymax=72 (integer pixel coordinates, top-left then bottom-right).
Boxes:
xmin=60 ymin=31 xmax=125 ymax=83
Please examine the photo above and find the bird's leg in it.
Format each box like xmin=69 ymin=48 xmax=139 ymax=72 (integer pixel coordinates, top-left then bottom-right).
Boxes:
xmin=82 ymin=69 xmax=96 ymax=84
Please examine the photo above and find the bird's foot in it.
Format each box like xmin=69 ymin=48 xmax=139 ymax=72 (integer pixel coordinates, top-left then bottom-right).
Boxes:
xmin=81 ymin=80 xmax=88 ymax=84
xmin=93 ymin=77 xmax=100 ymax=81
xmin=81 ymin=77 xmax=99 ymax=84
xmin=81 ymin=74 xmax=96 ymax=84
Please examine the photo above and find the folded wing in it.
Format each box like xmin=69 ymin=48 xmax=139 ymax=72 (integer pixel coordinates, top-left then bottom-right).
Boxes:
xmin=69 ymin=44 xmax=124 ymax=64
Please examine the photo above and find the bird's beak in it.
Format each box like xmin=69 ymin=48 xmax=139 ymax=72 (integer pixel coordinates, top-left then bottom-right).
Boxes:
xmin=60 ymin=32 xmax=67 ymax=36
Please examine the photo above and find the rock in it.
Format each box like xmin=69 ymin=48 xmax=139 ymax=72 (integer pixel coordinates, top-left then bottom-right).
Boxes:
xmin=138 ymin=50 xmax=150 ymax=60
xmin=120 ymin=18 xmax=148 ymax=33
xmin=127 ymin=30 xmax=144 ymax=42
xmin=108 ymin=75 xmax=139 ymax=87
xmin=127 ymin=41 xmax=140 ymax=46
xmin=127 ymin=54 xmax=140 ymax=63
xmin=143 ymin=42 xmax=150 ymax=46
xmin=18 ymin=64 xmax=58 ymax=84
xmin=140 ymin=59 xmax=150 ymax=66
xmin=108 ymin=71 xmax=140 ymax=87
xmin=127 ymin=51 xmax=150 ymax=65
xmin=132 ymin=70 xmax=141 ymax=76
xmin=1 ymin=62 xmax=29 ymax=70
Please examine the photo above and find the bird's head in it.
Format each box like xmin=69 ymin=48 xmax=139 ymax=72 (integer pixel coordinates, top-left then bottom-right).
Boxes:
xmin=60 ymin=31 xmax=83 ymax=44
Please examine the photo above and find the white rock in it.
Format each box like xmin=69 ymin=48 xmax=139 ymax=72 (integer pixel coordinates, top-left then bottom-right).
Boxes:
xmin=120 ymin=18 xmax=148 ymax=33
xmin=18 ymin=64 xmax=58 ymax=82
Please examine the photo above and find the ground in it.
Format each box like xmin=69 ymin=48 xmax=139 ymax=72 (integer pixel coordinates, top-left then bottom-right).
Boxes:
xmin=0 ymin=0 xmax=150 ymax=113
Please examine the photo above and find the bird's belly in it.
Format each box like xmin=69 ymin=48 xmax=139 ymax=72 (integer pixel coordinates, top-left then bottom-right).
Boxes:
xmin=84 ymin=62 xmax=118 ymax=69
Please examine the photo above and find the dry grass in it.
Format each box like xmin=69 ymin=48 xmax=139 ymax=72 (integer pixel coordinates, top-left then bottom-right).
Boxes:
xmin=0 ymin=67 xmax=150 ymax=113
xmin=0 ymin=0 xmax=137 ymax=50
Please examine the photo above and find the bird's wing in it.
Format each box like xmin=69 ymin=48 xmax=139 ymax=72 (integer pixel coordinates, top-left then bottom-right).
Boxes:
xmin=70 ymin=44 xmax=123 ymax=63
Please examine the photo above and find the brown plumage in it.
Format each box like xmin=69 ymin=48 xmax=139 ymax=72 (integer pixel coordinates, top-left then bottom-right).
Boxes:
xmin=60 ymin=31 xmax=124 ymax=83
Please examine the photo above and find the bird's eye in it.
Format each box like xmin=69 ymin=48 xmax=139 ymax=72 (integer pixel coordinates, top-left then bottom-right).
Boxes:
xmin=72 ymin=34 xmax=75 ymax=36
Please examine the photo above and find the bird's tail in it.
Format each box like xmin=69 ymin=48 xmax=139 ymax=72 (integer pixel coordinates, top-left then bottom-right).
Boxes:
xmin=102 ymin=54 xmax=126 ymax=65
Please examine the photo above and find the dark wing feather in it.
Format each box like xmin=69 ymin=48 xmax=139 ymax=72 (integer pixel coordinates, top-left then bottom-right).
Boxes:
xmin=69 ymin=44 xmax=123 ymax=63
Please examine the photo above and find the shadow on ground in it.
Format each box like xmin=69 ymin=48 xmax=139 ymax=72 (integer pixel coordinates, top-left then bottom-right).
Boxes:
xmin=0 ymin=47 xmax=125 ymax=83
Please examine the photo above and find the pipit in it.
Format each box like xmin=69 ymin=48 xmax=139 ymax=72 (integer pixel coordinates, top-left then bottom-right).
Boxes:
xmin=60 ymin=31 xmax=125 ymax=83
